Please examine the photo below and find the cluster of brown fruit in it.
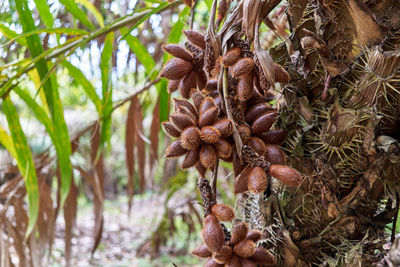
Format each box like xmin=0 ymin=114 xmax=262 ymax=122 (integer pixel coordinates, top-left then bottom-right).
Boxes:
xmin=161 ymin=31 xmax=207 ymax=99
xmin=162 ymin=95 xmax=233 ymax=173
xmin=192 ymin=206 xmax=276 ymax=266
xmin=160 ymin=29 xmax=302 ymax=266
xmin=219 ymin=47 xmax=301 ymax=193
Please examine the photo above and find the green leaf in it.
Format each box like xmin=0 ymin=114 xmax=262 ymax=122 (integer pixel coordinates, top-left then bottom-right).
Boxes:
xmin=168 ymin=7 xmax=190 ymax=44
xmin=0 ymin=22 xmax=28 ymax=46
xmin=33 ymin=0 xmax=54 ymax=28
xmin=0 ymin=125 xmax=17 ymax=160
xmin=100 ymin=32 xmax=114 ymax=150
xmin=3 ymin=96 xmax=39 ymax=237
xmin=62 ymin=61 xmax=102 ymax=114
xmin=15 ymin=0 xmax=72 ymax=208
xmin=1 ymin=28 xmax=89 ymax=49
xmin=156 ymin=7 xmax=190 ymax=122
xmin=59 ymin=0 xmax=95 ymax=30
xmin=120 ymin=2 xmax=169 ymax=40
xmin=13 ymin=87 xmax=54 ymax=137
xmin=157 ymin=79 xmax=169 ymax=122
xmin=120 ymin=27 xmax=156 ymax=74
xmin=75 ymin=0 xmax=105 ymax=27
xmin=204 ymin=0 xmax=212 ymax=11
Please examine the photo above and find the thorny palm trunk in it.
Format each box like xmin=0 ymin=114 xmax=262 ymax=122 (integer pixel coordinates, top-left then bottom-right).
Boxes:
xmin=238 ymin=0 xmax=400 ymax=266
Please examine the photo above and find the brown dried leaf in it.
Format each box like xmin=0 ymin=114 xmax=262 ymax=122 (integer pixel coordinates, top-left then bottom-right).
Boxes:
xmin=134 ymin=97 xmax=146 ymax=194
xmin=90 ymin=124 xmax=105 ymax=255
xmin=149 ymin=99 xmax=160 ymax=170
xmin=125 ymin=98 xmax=136 ymax=209
xmin=63 ymin=175 xmax=77 ymax=267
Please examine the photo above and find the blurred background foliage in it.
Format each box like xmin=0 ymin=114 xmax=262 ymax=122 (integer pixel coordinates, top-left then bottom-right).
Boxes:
xmin=0 ymin=0 xmax=236 ymax=265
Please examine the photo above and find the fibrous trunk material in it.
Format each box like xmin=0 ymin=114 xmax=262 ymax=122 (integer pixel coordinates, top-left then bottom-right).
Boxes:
xmin=161 ymin=0 xmax=400 ymax=266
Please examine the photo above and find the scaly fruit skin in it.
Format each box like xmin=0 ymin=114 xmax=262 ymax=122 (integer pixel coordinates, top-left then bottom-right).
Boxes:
xmin=251 ymin=111 xmax=278 ymax=135
xmin=249 ymin=247 xmax=277 ymax=266
xmin=215 ymin=138 xmax=233 ymax=159
xmin=162 ymin=44 xmax=193 ymax=62
xmin=165 ymin=139 xmax=187 ymax=158
xmin=211 ymin=204 xmax=235 ymax=222
xmin=274 ymin=63 xmax=290 ymax=83
xmin=212 ymin=245 xmax=233 ymax=264
xmin=212 ymin=118 xmax=233 ymax=137
xmin=234 ymin=166 xmax=251 ymax=194
xmin=265 ymin=145 xmax=285 ymax=164
xmin=180 ymin=126 xmax=201 ymax=149
xmin=184 ymin=30 xmax=206 ymax=50
xmin=245 ymin=230 xmax=262 ymax=241
xmin=232 ymin=58 xmax=255 ymax=77
xmin=200 ymin=144 xmax=218 ymax=168
xmin=259 ymin=129 xmax=287 ymax=144
xmin=222 ymin=47 xmax=242 ymax=67
xmin=162 ymin=122 xmax=180 ymax=138
xmin=192 ymin=244 xmax=212 ymax=258
xmin=248 ymin=167 xmax=268 ymax=194
xmin=180 ymin=70 xmax=197 ymax=99
xmin=245 ymin=103 xmax=271 ymax=123
xmin=200 ymin=126 xmax=221 ymax=144
xmin=230 ymin=222 xmax=249 ymax=245
xmin=237 ymin=72 xmax=254 ymax=102
xmin=160 ymin=58 xmax=193 ymax=80
xmin=202 ymin=214 xmax=225 ymax=252
xmin=233 ymin=239 xmax=256 ymax=258
xmin=270 ymin=164 xmax=301 ymax=187
xmin=182 ymin=148 xmax=200 ymax=169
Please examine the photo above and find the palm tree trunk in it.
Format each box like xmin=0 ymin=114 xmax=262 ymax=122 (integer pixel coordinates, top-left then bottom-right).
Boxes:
xmin=241 ymin=0 xmax=400 ymax=265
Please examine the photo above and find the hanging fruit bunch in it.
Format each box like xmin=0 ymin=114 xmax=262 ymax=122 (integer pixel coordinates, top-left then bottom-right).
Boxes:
xmin=160 ymin=19 xmax=302 ymax=265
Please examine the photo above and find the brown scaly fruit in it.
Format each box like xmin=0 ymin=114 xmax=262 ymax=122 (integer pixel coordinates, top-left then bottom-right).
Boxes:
xmin=248 ymin=137 xmax=267 ymax=155
xmin=247 ymin=166 xmax=268 ymax=194
xmin=270 ymin=164 xmax=301 ymax=187
xmin=184 ymin=30 xmax=206 ymax=50
xmin=234 ymin=165 xmax=251 ymax=194
xmin=200 ymin=144 xmax=218 ymax=168
xmin=251 ymin=110 xmax=278 ymax=135
xmin=237 ymin=72 xmax=254 ymax=102
xmin=200 ymin=126 xmax=221 ymax=144
xmin=222 ymin=47 xmax=242 ymax=67
xmin=201 ymin=214 xmax=225 ymax=252
xmin=162 ymin=44 xmax=193 ymax=62
xmin=180 ymin=126 xmax=201 ymax=149
xmin=205 ymin=258 xmax=224 ymax=267
xmin=245 ymin=103 xmax=271 ymax=123
xmin=230 ymin=222 xmax=249 ymax=245
xmin=233 ymin=239 xmax=256 ymax=258
xmin=215 ymin=138 xmax=233 ymax=159
xmin=167 ymin=79 xmax=180 ymax=93
xmin=232 ymin=58 xmax=255 ymax=77
xmin=212 ymin=118 xmax=233 ymax=137
xmin=192 ymin=244 xmax=212 ymax=258
xmin=211 ymin=204 xmax=235 ymax=222
xmin=249 ymin=247 xmax=277 ymax=266
xmin=265 ymin=145 xmax=285 ymax=164
xmin=180 ymin=70 xmax=197 ymax=99
xmin=245 ymin=229 xmax=262 ymax=241
xmin=226 ymin=255 xmax=242 ymax=267
xmin=160 ymin=58 xmax=193 ymax=80
xmin=259 ymin=129 xmax=287 ymax=144
xmin=182 ymin=147 xmax=200 ymax=169
xmin=165 ymin=139 xmax=187 ymax=158
xmin=212 ymin=245 xmax=233 ymax=264
xmin=274 ymin=63 xmax=290 ymax=83
xmin=162 ymin=122 xmax=180 ymax=138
